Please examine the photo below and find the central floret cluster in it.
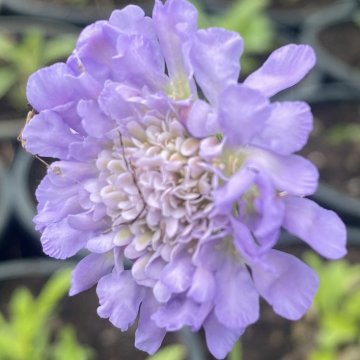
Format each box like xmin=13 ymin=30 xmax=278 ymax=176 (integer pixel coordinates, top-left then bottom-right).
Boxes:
xmin=93 ymin=109 xmax=229 ymax=276
xmin=22 ymin=0 xmax=347 ymax=358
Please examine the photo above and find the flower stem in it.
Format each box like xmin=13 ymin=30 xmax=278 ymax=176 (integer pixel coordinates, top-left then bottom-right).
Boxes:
xmin=229 ymin=340 xmax=242 ymax=360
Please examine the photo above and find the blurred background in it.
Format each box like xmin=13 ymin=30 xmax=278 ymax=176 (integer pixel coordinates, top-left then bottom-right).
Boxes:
xmin=0 ymin=0 xmax=359 ymax=359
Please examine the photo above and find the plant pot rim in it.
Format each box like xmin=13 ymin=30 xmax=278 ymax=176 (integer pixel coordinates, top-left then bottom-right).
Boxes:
xmin=301 ymin=1 xmax=360 ymax=91
xmin=2 ymin=0 xmax=153 ymax=26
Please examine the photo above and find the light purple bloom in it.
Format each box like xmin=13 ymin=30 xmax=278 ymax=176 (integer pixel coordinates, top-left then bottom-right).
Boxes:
xmin=22 ymin=0 xmax=346 ymax=358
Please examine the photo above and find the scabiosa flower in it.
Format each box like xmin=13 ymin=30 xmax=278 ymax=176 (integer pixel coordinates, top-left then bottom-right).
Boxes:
xmin=22 ymin=0 xmax=346 ymax=358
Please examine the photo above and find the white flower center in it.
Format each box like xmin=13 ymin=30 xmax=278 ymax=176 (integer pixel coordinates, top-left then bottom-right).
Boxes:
xmin=95 ymin=112 xmax=221 ymax=260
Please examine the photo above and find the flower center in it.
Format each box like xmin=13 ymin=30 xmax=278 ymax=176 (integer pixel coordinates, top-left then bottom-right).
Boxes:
xmin=96 ymin=112 xmax=219 ymax=259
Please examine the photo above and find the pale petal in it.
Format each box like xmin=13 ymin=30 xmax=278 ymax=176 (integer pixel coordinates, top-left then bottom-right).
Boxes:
xmin=186 ymin=99 xmax=219 ymax=138
xmin=283 ymin=197 xmax=347 ymax=259
xmin=244 ymin=44 xmax=316 ymax=97
xmin=215 ymin=261 xmax=259 ymax=328
xmin=26 ymin=63 xmax=77 ymax=111
xmin=251 ymin=249 xmax=319 ymax=320
xmin=253 ymin=101 xmax=313 ymax=155
xmin=153 ymin=0 xmax=197 ymax=94
xmin=243 ymin=147 xmax=319 ymax=196
xmin=191 ymin=28 xmax=243 ymax=105
xmin=204 ymin=312 xmax=244 ymax=360
xmin=70 ymin=253 xmax=114 ymax=295
xmin=218 ymin=84 xmax=270 ymax=146
xmin=135 ymin=293 xmax=166 ymax=355
xmin=187 ymin=267 xmax=215 ymax=303
xmin=22 ymin=110 xmax=81 ymax=159
xmin=40 ymin=219 xmax=89 ymax=259
xmin=152 ymin=296 xmax=211 ymax=331
xmin=97 ymin=271 xmax=144 ymax=331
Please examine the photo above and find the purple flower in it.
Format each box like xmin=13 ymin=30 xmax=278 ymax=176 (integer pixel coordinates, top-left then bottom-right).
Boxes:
xmin=22 ymin=0 xmax=346 ymax=358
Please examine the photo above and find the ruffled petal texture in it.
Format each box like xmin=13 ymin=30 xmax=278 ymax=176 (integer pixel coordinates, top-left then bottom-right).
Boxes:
xmin=244 ymin=44 xmax=316 ymax=97
xmin=283 ymin=197 xmax=347 ymax=259
xmin=23 ymin=1 xmax=345 ymax=359
xmin=251 ymin=250 xmax=319 ymax=320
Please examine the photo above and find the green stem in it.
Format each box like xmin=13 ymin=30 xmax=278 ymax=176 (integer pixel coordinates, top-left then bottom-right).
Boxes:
xmin=229 ymin=340 xmax=242 ymax=360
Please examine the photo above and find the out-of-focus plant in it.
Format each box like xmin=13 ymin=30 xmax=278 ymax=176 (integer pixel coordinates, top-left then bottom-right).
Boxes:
xmin=0 ymin=28 xmax=76 ymax=110
xmin=292 ymin=253 xmax=360 ymax=360
xmin=327 ymin=123 xmax=360 ymax=145
xmin=146 ymin=344 xmax=187 ymax=360
xmin=191 ymin=0 xmax=275 ymax=74
xmin=0 ymin=268 xmax=94 ymax=360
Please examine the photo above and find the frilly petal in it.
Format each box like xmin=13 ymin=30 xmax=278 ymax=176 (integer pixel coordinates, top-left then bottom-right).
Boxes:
xmin=283 ymin=197 xmax=347 ymax=259
xmin=151 ymin=296 xmax=211 ymax=331
xmin=135 ymin=293 xmax=166 ymax=355
xmin=112 ymin=34 xmax=167 ymax=90
xmin=251 ymin=249 xmax=319 ymax=320
xmin=70 ymin=253 xmax=114 ymax=296
xmin=214 ymin=260 xmax=259 ymax=329
xmin=204 ymin=312 xmax=244 ymax=360
xmin=40 ymin=218 xmax=89 ymax=259
xmin=78 ymin=99 xmax=114 ymax=137
xmin=191 ymin=27 xmax=243 ymax=105
xmin=243 ymin=147 xmax=319 ymax=196
xmin=22 ymin=110 xmax=81 ymax=159
xmin=153 ymin=0 xmax=197 ymax=96
xmin=218 ymin=84 xmax=271 ymax=146
xmin=186 ymin=99 xmax=219 ymax=138
xmin=97 ymin=271 xmax=144 ymax=331
xmin=253 ymin=101 xmax=313 ymax=155
xmin=244 ymin=44 xmax=316 ymax=97
xmin=26 ymin=63 xmax=77 ymax=111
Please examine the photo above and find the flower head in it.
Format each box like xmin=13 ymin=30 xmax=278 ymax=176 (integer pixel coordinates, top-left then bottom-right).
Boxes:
xmin=22 ymin=1 xmax=347 ymax=358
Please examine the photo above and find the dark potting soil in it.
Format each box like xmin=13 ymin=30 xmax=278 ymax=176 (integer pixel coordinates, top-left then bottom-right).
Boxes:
xmin=301 ymin=100 xmax=360 ymax=198
xmin=319 ymin=22 xmax=360 ymax=69
xmin=0 ymin=274 xmax=180 ymax=360
xmin=269 ymin=0 xmax=336 ymax=11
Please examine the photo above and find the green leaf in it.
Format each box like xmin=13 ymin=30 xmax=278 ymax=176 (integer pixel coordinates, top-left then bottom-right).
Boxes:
xmin=0 ymin=328 xmax=23 ymax=359
xmin=304 ymin=253 xmax=352 ymax=313
xmin=318 ymin=313 xmax=357 ymax=348
xmin=0 ymin=33 xmax=15 ymax=61
xmin=36 ymin=268 xmax=72 ymax=321
xmin=310 ymin=348 xmax=336 ymax=360
xmin=327 ymin=124 xmax=360 ymax=144
xmin=344 ymin=288 xmax=360 ymax=320
xmin=9 ymin=287 xmax=35 ymax=334
xmin=53 ymin=326 xmax=94 ymax=360
xmin=0 ymin=68 xmax=17 ymax=99
xmin=146 ymin=345 xmax=187 ymax=360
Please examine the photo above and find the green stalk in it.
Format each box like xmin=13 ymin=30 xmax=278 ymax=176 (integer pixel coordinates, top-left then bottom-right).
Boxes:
xmin=229 ymin=340 xmax=242 ymax=360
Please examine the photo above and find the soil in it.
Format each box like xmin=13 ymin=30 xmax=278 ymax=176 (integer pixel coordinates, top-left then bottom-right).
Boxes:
xmin=319 ymin=22 xmax=360 ymax=69
xmin=0 ymin=274 xmax=180 ymax=360
xmin=301 ymin=100 xmax=360 ymax=198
